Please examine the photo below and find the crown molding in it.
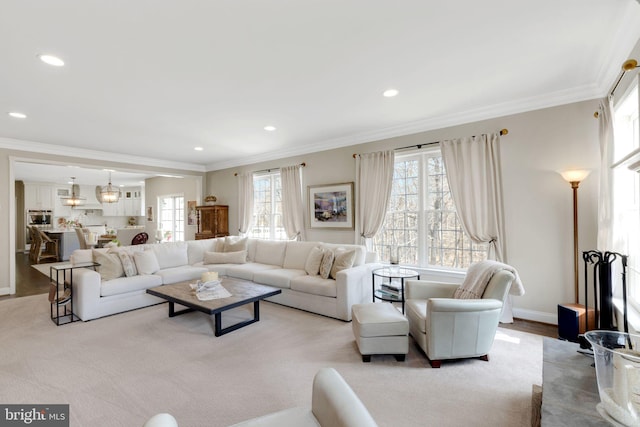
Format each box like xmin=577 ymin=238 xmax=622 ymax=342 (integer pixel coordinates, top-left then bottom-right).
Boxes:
xmin=0 ymin=137 xmax=206 ymax=173
xmin=593 ymin=1 xmax=640 ymax=96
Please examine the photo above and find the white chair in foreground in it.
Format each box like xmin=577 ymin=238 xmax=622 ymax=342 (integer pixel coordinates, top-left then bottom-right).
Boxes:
xmin=405 ymin=261 xmax=520 ymax=368
xmin=142 ymin=368 xmax=378 ymax=427
xmin=143 ymin=413 xmax=178 ymax=427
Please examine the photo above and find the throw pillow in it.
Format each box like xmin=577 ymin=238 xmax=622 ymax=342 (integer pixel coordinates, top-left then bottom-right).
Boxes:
xmin=319 ymin=250 xmax=335 ymax=279
xmin=224 ymin=236 xmax=248 ymax=252
xmin=203 ymin=250 xmax=247 ymax=264
xmin=112 ymin=249 xmax=138 ymax=277
xmin=330 ymin=248 xmax=356 ymax=279
xmin=133 ymin=250 xmax=161 ymax=275
xmin=92 ymin=249 xmax=125 ymax=281
xmin=304 ymin=247 xmax=324 ymax=276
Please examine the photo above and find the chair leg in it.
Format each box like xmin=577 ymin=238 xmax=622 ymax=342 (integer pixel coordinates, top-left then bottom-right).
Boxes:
xmin=429 ymin=359 xmax=442 ymax=368
xmin=479 ymin=354 xmax=489 ymax=362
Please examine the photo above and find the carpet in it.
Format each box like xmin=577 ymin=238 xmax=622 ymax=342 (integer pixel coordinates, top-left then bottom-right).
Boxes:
xmin=0 ymin=294 xmax=543 ymax=427
xmin=31 ymin=261 xmax=73 ymax=277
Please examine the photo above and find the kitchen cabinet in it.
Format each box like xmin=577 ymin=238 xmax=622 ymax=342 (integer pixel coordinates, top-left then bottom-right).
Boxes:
xmin=53 ymin=186 xmax=72 ymax=217
xmin=102 ymin=186 xmax=144 ymax=216
xmin=195 ymin=205 xmax=229 ymax=239
xmin=24 ymin=183 xmax=55 ymax=210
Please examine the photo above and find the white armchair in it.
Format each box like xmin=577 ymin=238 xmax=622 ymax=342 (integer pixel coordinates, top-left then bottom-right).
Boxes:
xmin=405 ymin=269 xmax=515 ymax=368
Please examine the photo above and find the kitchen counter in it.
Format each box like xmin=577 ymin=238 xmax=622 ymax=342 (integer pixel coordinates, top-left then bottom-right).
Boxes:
xmin=44 ymin=230 xmax=80 ymax=261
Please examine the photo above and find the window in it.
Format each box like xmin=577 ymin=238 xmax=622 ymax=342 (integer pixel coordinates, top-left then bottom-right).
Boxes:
xmin=612 ymin=82 xmax=640 ymax=306
xmin=249 ymin=172 xmax=287 ymax=240
xmin=373 ymin=149 xmax=487 ymax=269
xmin=158 ymin=195 xmax=184 ymax=242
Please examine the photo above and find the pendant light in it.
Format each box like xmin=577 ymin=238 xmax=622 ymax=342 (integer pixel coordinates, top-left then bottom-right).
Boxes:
xmin=100 ymin=171 xmax=120 ymax=203
xmin=61 ymin=177 xmax=86 ymax=207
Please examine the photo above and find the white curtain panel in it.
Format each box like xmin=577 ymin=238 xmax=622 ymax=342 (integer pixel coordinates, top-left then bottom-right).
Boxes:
xmin=441 ymin=133 xmax=513 ymax=322
xmin=281 ymin=165 xmax=306 ymax=241
xmin=441 ymin=133 xmax=506 ymax=262
xmin=237 ymin=172 xmax=254 ymax=235
xmin=355 ymin=150 xmax=395 ymax=248
xmin=597 ymin=97 xmax=614 ymax=251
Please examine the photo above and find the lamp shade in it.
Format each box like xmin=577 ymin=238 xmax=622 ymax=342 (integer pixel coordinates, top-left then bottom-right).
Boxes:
xmin=61 ymin=178 xmax=85 ymax=206
xmin=100 ymin=172 xmax=120 ymax=203
xmin=560 ymin=169 xmax=591 ymax=183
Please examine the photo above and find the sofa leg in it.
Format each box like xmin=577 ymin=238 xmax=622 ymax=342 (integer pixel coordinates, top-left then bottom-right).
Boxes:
xmin=394 ymin=354 xmax=406 ymax=362
xmin=429 ymin=359 xmax=442 ymax=368
xmin=362 ymin=355 xmax=371 ymax=363
xmin=479 ymin=354 xmax=489 ymax=362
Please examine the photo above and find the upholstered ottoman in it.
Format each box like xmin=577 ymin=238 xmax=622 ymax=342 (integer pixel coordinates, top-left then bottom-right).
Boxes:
xmin=351 ymin=303 xmax=409 ymax=362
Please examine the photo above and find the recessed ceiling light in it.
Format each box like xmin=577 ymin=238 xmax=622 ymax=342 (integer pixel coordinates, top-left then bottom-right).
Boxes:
xmin=194 ymin=147 xmax=204 ymax=151
xmin=383 ymin=89 xmax=399 ymax=97
xmin=264 ymin=125 xmax=277 ymax=131
xmin=38 ymin=54 xmax=65 ymax=67
xmin=8 ymin=112 xmax=27 ymax=119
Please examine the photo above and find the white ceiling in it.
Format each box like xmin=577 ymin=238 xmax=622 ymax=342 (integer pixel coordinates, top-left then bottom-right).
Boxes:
xmin=2 ymin=0 xmax=640 ymax=182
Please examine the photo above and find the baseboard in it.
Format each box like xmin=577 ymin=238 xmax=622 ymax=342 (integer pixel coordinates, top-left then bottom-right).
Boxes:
xmin=512 ymin=308 xmax=557 ymax=325
xmin=0 ymin=286 xmax=11 ymax=296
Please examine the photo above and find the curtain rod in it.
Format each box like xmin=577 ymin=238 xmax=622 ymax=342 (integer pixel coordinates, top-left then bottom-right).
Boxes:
xmin=594 ymin=59 xmax=639 ymax=118
xmin=352 ymin=129 xmax=508 ymax=158
xmin=234 ymin=162 xmax=306 ymax=176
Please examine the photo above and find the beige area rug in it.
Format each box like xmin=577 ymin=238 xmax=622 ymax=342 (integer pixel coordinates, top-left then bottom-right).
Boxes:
xmin=31 ymin=261 xmax=73 ymax=277
xmin=0 ymin=294 xmax=543 ymax=427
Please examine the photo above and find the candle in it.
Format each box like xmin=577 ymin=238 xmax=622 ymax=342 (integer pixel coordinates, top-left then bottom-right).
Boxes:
xmin=201 ymin=271 xmax=219 ymax=283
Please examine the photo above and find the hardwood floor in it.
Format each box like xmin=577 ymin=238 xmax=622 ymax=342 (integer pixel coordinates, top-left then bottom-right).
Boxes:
xmin=3 ymin=255 xmax=560 ymax=338
xmin=0 ymin=252 xmax=52 ymax=300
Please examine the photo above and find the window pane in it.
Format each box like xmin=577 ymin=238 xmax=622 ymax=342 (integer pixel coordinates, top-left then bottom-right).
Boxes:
xmin=250 ymin=172 xmax=287 ymax=240
xmin=374 ymin=152 xmax=487 ymax=269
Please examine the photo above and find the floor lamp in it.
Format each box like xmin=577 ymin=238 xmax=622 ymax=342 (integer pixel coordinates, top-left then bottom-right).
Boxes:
xmin=560 ymin=169 xmax=591 ymax=304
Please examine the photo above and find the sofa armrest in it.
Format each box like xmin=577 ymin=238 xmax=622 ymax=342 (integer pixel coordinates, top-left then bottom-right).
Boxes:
xmin=405 ymin=280 xmax=458 ymax=300
xmin=427 ymin=298 xmax=503 ymax=313
xmin=71 ymin=268 xmax=102 ymax=321
xmin=312 ymin=368 xmax=378 ymax=427
xmin=335 ymin=264 xmax=376 ymax=321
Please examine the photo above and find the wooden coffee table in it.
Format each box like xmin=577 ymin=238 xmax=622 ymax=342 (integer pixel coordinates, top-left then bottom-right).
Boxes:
xmin=146 ymin=277 xmax=281 ymax=336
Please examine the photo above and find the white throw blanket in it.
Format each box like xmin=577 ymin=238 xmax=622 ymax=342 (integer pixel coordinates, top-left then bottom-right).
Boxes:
xmin=453 ymin=260 xmax=525 ymax=300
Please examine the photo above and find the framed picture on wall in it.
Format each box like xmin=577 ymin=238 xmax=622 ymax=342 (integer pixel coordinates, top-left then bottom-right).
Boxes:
xmin=308 ymin=182 xmax=354 ymax=229
xmin=187 ymin=200 xmax=197 ymax=225
xmin=146 ymin=206 xmax=153 ymax=222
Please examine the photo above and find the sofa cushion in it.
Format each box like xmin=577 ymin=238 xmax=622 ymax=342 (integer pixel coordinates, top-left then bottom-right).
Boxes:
xmin=321 ymin=243 xmax=366 ymax=266
xmin=203 ymin=250 xmax=247 ymax=264
xmin=283 ymin=241 xmax=319 ymax=270
xmin=226 ymin=263 xmax=280 ymax=281
xmin=224 ymin=236 xmax=248 ymax=252
xmin=93 ymin=249 xmax=125 ymax=281
xmin=134 ymin=251 xmax=161 ymax=275
xmin=187 ymin=238 xmax=223 ymax=265
xmin=155 ymin=266 xmax=208 ymax=284
xmin=115 ymin=250 xmax=138 ymax=277
xmin=151 ymin=242 xmax=189 ymax=269
xmin=305 ymin=247 xmax=324 ymax=276
xmin=253 ymin=269 xmax=306 ymax=289
xmin=290 ymin=275 xmax=337 ymax=298
xmin=330 ymin=248 xmax=356 ymax=279
xmin=319 ymin=250 xmax=334 ymax=279
xmin=100 ymin=274 xmax=163 ymax=297
xmin=254 ymin=240 xmax=287 ymax=266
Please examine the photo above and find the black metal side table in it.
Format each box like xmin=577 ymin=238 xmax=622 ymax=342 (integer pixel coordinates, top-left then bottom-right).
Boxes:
xmin=372 ymin=267 xmax=420 ymax=313
xmin=49 ymin=261 xmax=99 ymax=325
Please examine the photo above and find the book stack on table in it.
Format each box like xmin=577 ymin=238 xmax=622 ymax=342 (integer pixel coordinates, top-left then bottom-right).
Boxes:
xmin=379 ymin=282 xmax=402 ymax=298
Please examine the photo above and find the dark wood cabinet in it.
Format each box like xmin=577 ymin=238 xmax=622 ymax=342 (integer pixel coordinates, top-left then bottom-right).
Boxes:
xmin=195 ymin=205 xmax=229 ymax=240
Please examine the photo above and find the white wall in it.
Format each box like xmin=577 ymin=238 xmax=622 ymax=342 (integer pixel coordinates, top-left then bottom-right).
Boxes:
xmin=206 ymin=100 xmax=601 ymax=324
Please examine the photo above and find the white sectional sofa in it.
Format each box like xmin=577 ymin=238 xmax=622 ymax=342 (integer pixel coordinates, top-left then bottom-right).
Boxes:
xmin=69 ymin=237 xmax=375 ymax=322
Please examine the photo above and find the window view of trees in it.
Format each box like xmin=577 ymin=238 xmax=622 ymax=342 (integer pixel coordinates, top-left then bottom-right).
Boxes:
xmin=373 ymin=151 xmax=487 ymax=269
xmin=250 ymin=172 xmax=287 ymax=240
